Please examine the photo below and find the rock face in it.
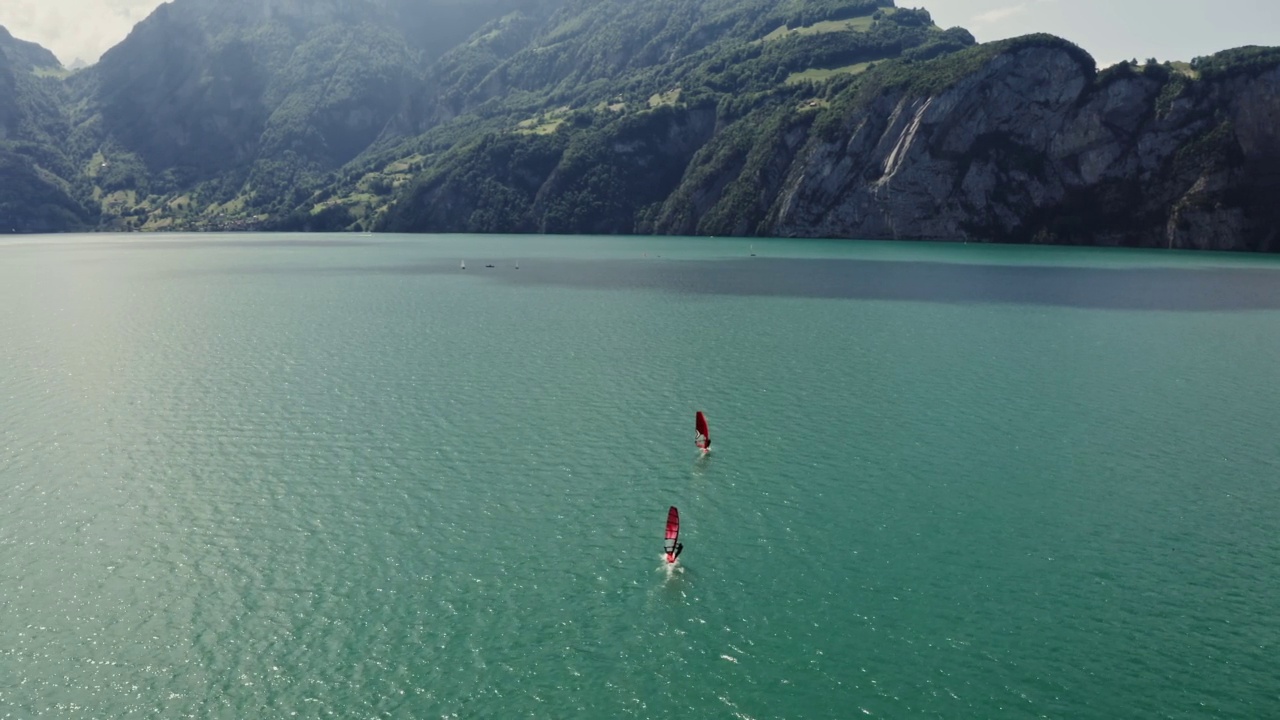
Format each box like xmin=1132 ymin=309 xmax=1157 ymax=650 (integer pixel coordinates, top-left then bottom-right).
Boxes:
xmin=754 ymin=43 xmax=1280 ymax=251
xmin=383 ymin=35 xmax=1280 ymax=250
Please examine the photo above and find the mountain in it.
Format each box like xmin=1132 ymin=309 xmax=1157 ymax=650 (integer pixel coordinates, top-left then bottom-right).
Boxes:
xmin=68 ymin=0 xmax=553 ymax=222
xmin=366 ymin=0 xmax=975 ymax=234
xmin=0 ymin=0 xmax=1278 ymax=251
xmin=0 ymin=26 xmax=98 ymax=232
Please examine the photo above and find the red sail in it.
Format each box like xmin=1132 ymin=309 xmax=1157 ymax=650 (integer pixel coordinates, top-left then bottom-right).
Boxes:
xmin=664 ymin=506 xmax=680 ymax=559
xmin=695 ymin=411 xmax=710 ymax=450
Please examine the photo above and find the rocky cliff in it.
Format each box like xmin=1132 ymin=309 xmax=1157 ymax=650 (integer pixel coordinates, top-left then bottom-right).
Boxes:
xmin=734 ymin=39 xmax=1280 ymax=250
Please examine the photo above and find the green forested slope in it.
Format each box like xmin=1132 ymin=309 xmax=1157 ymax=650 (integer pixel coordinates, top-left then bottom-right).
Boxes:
xmin=0 ymin=0 xmax=967 ymax=232
xmin=374 ymin=1 xmax=969 ymax=234
xmin=0 ymin=30 xmax=97 ymax=231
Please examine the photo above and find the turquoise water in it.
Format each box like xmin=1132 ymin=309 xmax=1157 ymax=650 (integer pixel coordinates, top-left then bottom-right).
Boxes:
xmin=2 ymin=234 xmax=1279 ymax=718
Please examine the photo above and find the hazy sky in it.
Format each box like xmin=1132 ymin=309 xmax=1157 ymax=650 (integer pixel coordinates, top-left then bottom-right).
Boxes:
xmin=2 ymin=0 xmax=159 ymax=66
xmin=2 ymin=0 xmax=1278 ymax=67
xmin=927 ymin=0 xmax=1280 ymax=65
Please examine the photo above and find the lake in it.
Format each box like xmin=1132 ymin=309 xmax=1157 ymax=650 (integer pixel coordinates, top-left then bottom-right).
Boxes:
xmin=2 ymin=234 xmax=1278 ymax=718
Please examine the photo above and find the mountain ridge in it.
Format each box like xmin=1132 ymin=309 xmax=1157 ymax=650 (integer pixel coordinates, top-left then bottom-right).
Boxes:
xmin=0 ymin=2 xmax=1277 ymax=251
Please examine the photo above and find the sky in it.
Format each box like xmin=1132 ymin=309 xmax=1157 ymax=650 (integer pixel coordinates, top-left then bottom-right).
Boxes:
xmin=1 ymin=0 xmax=1278 ymax=67
xmin=1 ymin=0 xmax=159 ymax=66
xmin=927 ymin=0 xmax=1280 ymax=65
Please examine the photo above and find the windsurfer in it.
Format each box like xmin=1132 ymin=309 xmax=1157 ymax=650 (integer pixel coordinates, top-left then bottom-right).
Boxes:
xmin=666 ymin=542 xmax=684 ymax=563
xmin=665 ymin=506 xmax=681 ymax=563
xmin=695 ymin=411 xmax=710 ymax=453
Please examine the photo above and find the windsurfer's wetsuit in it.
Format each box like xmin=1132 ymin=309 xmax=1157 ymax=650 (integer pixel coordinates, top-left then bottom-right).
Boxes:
xmin=673 ymin=543 xmax=683 ymax=561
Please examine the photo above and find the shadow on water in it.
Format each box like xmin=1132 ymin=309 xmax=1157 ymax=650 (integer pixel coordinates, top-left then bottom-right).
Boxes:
xmin=193 ymin=256 xmax=1280 ymax=312
xmin=500 ymin=257 xmax=1280 ymax=312
xmin=71 ymin=237 xmax=388 ymax=250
